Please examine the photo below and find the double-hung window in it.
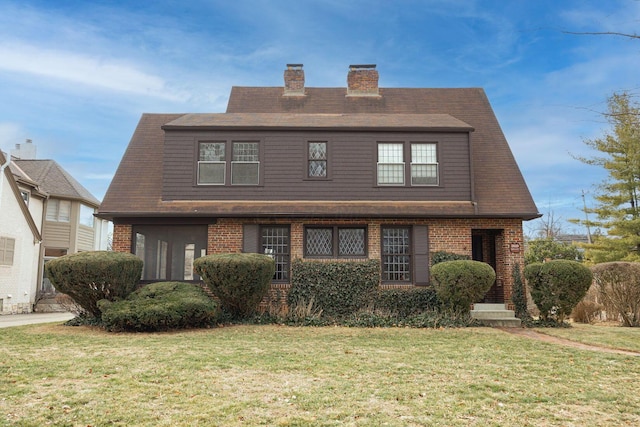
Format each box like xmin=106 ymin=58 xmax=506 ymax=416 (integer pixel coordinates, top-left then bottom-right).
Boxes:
xmin=198 ymin=142 xmax=226 ymax=185
xmin=232 ymin=142 xmax=260 ymax=185
xmin=377 ymin=143 xmax=404 ymax=185
xmin=411 ymin=143 xmax=438 ymax=186
xmin=305 ymin=226 xmax=367 ymax=258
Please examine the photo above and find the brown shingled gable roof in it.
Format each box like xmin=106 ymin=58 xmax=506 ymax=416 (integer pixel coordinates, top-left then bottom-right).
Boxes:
xmin=98 ymin=87 xmax=539 ymax=220
xmin=226 ymin=86 xmax=539 ymax=219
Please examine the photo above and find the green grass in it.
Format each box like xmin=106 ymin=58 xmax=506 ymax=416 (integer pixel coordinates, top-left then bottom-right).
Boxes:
xmin=537 ymin=322 xmax=640 ymax=352
xmin=1 ymin=324 xmax=640 ymax=426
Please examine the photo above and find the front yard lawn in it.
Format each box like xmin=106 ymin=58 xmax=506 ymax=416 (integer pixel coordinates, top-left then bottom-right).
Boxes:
xmin=536 ymin=322 xmax=640 ymax=352
xmin=1 ymin=324 xmax=639 ymax=426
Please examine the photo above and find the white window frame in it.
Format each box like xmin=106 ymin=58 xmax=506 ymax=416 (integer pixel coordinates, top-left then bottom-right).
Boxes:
xmin=410 ymin=142 xmax=439 ymax=186
xmin=377 ymin=143 xmax=405 ymax=186
xmin=198 ymin=142 xmax=226 ymax=185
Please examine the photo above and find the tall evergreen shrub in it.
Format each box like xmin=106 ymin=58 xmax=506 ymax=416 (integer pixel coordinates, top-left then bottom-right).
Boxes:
xmin=45 ymin=251 xmax=143 ymax=317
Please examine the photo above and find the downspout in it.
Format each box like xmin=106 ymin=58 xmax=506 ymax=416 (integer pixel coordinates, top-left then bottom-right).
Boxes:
xmin=0 ymin=154 xmax=10 ymax=210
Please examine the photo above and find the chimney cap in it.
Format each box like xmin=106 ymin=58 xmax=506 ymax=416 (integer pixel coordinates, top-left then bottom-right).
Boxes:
xmin=349 ymin=64 xmax=376 ymax=70
xmin=286 ymin=64 xmax=303 ymax=69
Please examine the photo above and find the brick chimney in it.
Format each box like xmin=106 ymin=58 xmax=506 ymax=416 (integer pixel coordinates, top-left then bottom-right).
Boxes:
xmin=347 ymin=64 xmax=379 ymax=96
xmin=283 ymin=64 xmax=305 ymax=96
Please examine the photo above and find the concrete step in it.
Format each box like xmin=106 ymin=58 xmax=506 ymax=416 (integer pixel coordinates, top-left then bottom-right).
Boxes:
xmin=471 ymin=303 xmax=521 ymax=327
xmin=34 ymin=300 xmax=68 ymax=313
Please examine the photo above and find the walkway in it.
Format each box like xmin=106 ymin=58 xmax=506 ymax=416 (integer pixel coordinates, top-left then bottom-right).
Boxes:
xmin=0 ymin=312 xmax=74 ymax=328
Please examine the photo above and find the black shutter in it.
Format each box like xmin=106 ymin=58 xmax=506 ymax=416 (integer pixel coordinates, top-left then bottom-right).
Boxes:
xmin=243 ymin=224 xmax=260 ymax=253
xmin=413 ymin=225 xmax=429 ymax=286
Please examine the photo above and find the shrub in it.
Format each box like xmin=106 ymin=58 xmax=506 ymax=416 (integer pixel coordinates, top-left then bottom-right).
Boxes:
xmin=591 ymin=262 xmax=640 ymax=327
xmin=431 ymin=251 xmax=470 ymax=265
xmin=373 ymin=287 xmax=440 ymax=318
xmin=99 ymin=282 xmax=218 ymax=332
xmin=430 ymin=260 xmax=496 ymax=312
xmin=45 ymin=251 xmax=143 ymax=317
xmin=524 ymin=260 xmax=593 ymax=322
xmin=571 ymin=300 xmax=603 ymax=324
xmin=194 ymin=253 xmax=275 ymax=318
xmin=288 ymin=259 xmax=380 ymax=318
xmin=511 ymin=263 xmax=531 ymax=321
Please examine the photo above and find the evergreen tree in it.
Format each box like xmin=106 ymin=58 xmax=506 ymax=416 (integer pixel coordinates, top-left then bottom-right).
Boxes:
xmin=574 ymin=92 xmax=640 ymax=262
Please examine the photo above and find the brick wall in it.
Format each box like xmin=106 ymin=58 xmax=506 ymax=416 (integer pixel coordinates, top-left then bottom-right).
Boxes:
xmin=111 ymin=216 xmax=525 ymax=305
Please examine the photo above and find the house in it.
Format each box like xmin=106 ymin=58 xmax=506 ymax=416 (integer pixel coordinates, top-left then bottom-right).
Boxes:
xmin=98 ymin=64 xmax=540 ymax=306
xmin=0 ymin=151 xmax=42 ymax=313
xmin=0 ymin=140 xmax=110 ymax=312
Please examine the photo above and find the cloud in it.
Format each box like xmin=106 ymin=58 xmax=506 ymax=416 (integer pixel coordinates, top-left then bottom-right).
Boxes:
xmin=0 ymin=42 xmax=190 ymax=102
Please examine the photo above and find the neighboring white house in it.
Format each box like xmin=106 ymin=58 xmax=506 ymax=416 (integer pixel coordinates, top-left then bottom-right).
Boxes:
xmin=0 ymin=140 xmax=110 ymax=313
xmin=0 ymin=151 xmax=42 ymax=313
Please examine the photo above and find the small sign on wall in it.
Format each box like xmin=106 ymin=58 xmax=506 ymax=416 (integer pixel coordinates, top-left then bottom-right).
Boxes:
xmin=510 ymin=243 xmax=521 ymax=253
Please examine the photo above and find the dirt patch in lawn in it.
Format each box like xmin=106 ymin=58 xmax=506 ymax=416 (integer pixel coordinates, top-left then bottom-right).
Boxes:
xmin=498 ymin=327 xmax=640 ymax=356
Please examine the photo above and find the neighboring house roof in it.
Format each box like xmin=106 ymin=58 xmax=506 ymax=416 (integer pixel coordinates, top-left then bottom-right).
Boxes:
xmin=99 ymin=85 xmax=539 ymax=220
xmin=8 ymin=161 xmax=48 ymax=199
xmin=0 ymin=151 xmax=42 ymax=242
xmin=14 ymin=159 xmax=100 ymax=206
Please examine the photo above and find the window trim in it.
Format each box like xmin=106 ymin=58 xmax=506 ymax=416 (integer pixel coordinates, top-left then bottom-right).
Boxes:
xmin=305 ymin=140 xmax=330 ymax=180
xmin=410 ymin=142 xmax=439 ymax=186
xmin=197 ymin=140 xmax=262 ymax=186
xmin=304 ymin=225 xmax=368 ymax=259
xmin=260 ymin=225 xmax=291 ymax=283
xmin=381 ymin=225 xmax=412 ymax=283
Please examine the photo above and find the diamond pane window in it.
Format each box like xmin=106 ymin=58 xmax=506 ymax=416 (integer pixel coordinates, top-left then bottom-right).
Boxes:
xmin=308 ymin=142 xmax=327 ymax=178
xmin=305 ymin=228 xmax=333 ymax=256
xmin=338 ymin=228 xmax=365 ymax=256
xmin=382 ymin=227 xmax=411 ymax=281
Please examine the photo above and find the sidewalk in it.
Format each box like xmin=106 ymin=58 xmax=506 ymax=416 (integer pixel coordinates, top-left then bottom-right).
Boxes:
xmin=0 ymin=312 xmax=75 ymax=328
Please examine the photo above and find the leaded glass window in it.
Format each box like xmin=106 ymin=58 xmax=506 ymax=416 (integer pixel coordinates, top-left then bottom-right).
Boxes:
xmin=308 ymin=141 xmax=327 ymax=178
xmin=382 ymin=227 xmax=411 ymax=282
xmin=305 ymin=226 xmax=366 ymax=258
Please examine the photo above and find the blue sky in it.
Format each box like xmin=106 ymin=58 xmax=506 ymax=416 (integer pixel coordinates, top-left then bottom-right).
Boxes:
xmin=1 ymin=0 xmax=639 ymax=236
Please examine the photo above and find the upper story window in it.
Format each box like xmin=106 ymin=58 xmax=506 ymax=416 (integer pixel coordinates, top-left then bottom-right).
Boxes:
xmin=198 ymin=142 xmax=226 ymax=185
xmin=411 ymin=143 xmax=439 ymax=186
xmin=304 ymin=226 xmax=367 ymax=258
xmin=46 ymin=199 xmax=71 ymax=222
xmin=79 ymin=204 xmax=95 ymax=228
xmin=20 ymin=190 xmax=29 ymax=206
xmin=0 ymin=236 xmax=15 ymax=266
xmin=377 ymin=143 xmax=404 ymax=185
xmin=197 ymin=141 xmax=260 ymax=186
xmin=308 ymin=141 xmax=327 ymax=178
xmin=231 ymin=142 xmax=259 ymax=185
xmin=377 ymin=142 xmax=439 ymax=187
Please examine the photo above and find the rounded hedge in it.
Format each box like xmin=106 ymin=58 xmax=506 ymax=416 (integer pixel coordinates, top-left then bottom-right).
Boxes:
xmin=430 ymin=260 xmax=496 ymax=311
xmin=194 ymin=253 xmax=275 ymax=317
xmin=524 ymin=260 xmax=592 ymax=322
xmin=99 ymin=281 xmax=219 ymax=332
xmin=45 ymin=251 xmax=143 ymax=317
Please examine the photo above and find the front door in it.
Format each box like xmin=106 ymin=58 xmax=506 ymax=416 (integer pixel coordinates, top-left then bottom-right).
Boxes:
xmin=472 ymin=230 xmax=502 ymax=303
